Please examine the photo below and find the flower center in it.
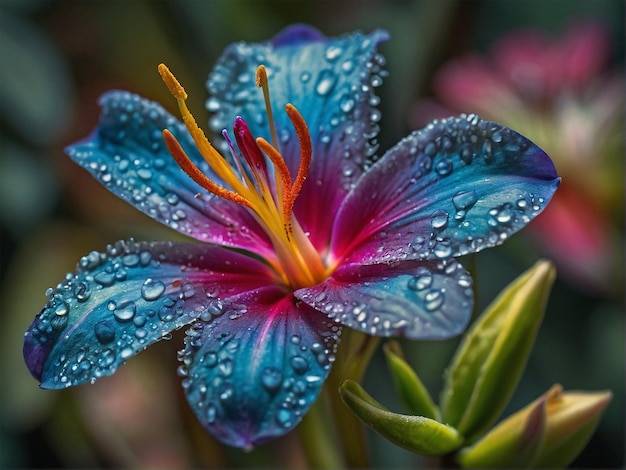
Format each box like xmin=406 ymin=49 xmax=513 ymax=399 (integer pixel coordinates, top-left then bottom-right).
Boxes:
xmin=158 ymin=64 xmax=327 ymax=290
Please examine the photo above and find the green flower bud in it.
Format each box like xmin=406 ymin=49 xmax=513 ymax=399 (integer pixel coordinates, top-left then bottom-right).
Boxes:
xmin=383 ymin=341 xmax=439 ymax=420
xmin=339 ymin=380 xmax=463 ymax=456
xmin=440 ymin=260 xmax=556 ymax=442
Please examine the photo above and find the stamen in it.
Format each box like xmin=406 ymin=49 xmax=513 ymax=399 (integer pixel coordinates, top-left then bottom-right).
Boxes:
xmin=159 ymin=63 xmax=248 ymax=198
xmin=256 ymin=65 xmax=279 ymax=149
xmin=284 ymin=104 xmax=312 ymax=208
xmin=256 ymin=137 xmax=293 ymax=222
xmin=158 ymin=63 xmax=187 ymax=100
xmin=162 ymin=130 xmax=251 ymax=208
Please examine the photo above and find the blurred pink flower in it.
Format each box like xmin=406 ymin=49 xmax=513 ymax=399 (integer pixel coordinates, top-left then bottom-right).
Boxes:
xmin=414 ymin=20 xmax=624 ymax=294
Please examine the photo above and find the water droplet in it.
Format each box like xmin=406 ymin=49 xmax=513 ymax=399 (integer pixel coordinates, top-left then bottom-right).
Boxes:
xmin=325 ymin=45 xmax=343 ymax=61
xmin=94 ymin=271 xmax=115 ymax=287
xmin=261 ymin=367 xmax=283 ymax=392
xmin=206 ymin=97 xmax=220 ymax=112
xmin=424 ymin=289 xmax=444 ymax=312
xmin=206 ymin=404 xmax=217 ymax=423
xmin=482 ymin=139 xmax=493 ymax=160
xmin=459 ymin=143 xmax=473 ymax=164
xmin=122 ymin=253 xmax=139 ymax=267
xmin=74 ymin=282 xmax=91 ymax=302
xmin=430 ymin=210 xmax=449 ymax=230
xmin=315 ymin=70 xmax=337 ymax=96
xmin=276 ymin=408 xmax=293 ymax=428
xmin=425 ymin=142 xmax=437 ymax=157
xmin=434 ymin=239 xmax=453 ymax=258
xmin=113 ymin=300 xmax=136 ymax=322
xmin=492 ymin=130 xmax=502 ymax=143
xmin=180 ymin=282 xmax=196 ymax=300
xmin=219 ymin=382 xmax=234 ymax=401
xmin=54 ymin=300 xmax=69 ymax=317
xmin=408 ymin=270 xmax=433 ymax=291
xmin=435 ymin=158 xmax=453 ymax=176
xmin=98 ymin=348 xmax=115 ymax=367
xmin=120 ymin=346 xmax=134 ymax=360
xmin=291 ymin=355 xmax=309 ymax=374
xmin=452 ymin=190 xmax=478 ymax=211
xmin=141 ymin=278 xmax=166 ymax=301
xmin=517 ymin=197 xmax=528 ymax=210
xmin=94 ymin=320 xmax=116 ymax=344
xmin=490 ymin=203 xmax=514 ymax=224
xmin=340 ymin=94 xmax=355 ymax=113
xmin=300 ymin=71 xmax=311 ymax=83
xmin=341 ymin=59 xmax=354 ymax=73
xmin=201 ymin=351 xmax=218 ymax=368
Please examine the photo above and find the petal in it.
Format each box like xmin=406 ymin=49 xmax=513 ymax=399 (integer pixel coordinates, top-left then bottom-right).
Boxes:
xmin=179 ymin=286 xmax=341 ymax=448
xmin=331 ymin=115 xmax=560 ymax=266
xmin=23 ymin=240 xmax=275 ymax=389
xmin=67 ymin=91 xmax=274 ymax=258
xmin=296 ymin=259 xmax=473 ymax=340
xmin=208 ymin=25 xmax=389 ymax=250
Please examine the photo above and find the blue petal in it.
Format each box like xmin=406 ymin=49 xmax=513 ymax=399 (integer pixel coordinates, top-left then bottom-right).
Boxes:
xmin=179 ymin=286 xmax=341 ymax=449
xmin=67 ymin=91 xmax=275 ymax=259
xmin=331 ymin=115 xmax=561 ymax=265
xmin=208 ymin=25 xmax=389 ymax=250
xmin=296 ymin=259 xmax=473 ymax=340
xmin=23 ymin=240 xmax=275 ymax=389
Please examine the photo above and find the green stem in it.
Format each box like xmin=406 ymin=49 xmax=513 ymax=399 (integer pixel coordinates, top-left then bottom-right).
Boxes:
xmin=328 ymin=330 xmax=381 ymax=468
xmin=298 ymin=388 xmax=345 ymax=469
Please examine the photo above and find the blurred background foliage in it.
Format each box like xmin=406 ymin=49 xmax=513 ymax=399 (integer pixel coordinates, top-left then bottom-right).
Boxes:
xmin=0 ymin=0 xmax=623 ymax=468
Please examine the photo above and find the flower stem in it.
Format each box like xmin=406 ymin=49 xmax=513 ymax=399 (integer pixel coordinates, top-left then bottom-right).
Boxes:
xmin=298 ymin=389 xmax=345 ymax=469
xmin=328 ymin=330 xmax=381 ymax=468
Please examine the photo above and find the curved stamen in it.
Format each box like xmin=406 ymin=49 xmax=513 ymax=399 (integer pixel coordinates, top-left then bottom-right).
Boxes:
xmin=284 ymin=104 xmax=312 ymax=216
xmin=162 ymin=130 xmax=251 ymax=208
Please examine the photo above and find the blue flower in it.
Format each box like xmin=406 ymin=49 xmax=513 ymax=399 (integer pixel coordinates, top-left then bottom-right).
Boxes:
xmin=23 ymin=24 xmax=560 ymax=449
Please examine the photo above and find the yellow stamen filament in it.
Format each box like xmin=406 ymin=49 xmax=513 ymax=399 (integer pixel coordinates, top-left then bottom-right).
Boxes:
xmin=158 ymin=64 xmax=251 ymax=200
xmin=256 ymin=65 xmax=279 ymax=149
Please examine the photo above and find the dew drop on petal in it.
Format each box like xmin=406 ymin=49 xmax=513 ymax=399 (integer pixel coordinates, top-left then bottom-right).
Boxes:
xmin=276 ymin=408 xmax=293 ymax=428
xmin=434 ymin=239 xmax=453 ymax=259
xmin=325 ymin=44 xmax=343 ymax=61
xmin=315 ymin=69 xmax=337 ymax=96
xmin=290 ymin=355 xmax=309 ymax=374
xmin=113 ymin=300 xmax=136 ymax=322
xmin=430 ymin=210 xmax=449 ymax=230
xmin=300 ymin=71 xmax=311 ymax=83
xmin=260 ymin=367 xmax=283 ymax=392
xmin=424 ymin=289 xmax=444 ymax=312
xmin=73 ymin=282 xmax=91 ymax=302
xmin=94 ymin=320 xmax=116 ymax=344
xmin=98 ymin=348 xmax=115 ymax=367
xmin=206 ymin=403 xmax=217 ymax=424
xmin=435 ymin=158 xmax=453 ymax=176
xmin=407 ymin=269 xmax=433 ymax=291
xmin=452 ymin=190 xmax=478 ymax=211
xmin=141 ymin=278 xmax=166 ymax=301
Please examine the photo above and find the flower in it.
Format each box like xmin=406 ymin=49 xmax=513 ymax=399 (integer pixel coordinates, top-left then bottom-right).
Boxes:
xmin=23 ymin=24 xmax=559 ymax=449
xmin=413 ymin=20 xmax=623 ymax=293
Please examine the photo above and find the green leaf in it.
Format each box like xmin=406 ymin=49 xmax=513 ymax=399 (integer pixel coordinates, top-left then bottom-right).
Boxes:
xmin=383 ymin=341 xmax=439 ymax=420
xmin=440 ymin=260 xmax=556 ymax=442
xmin=339 ymin=380 xmax=463 ymax=456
